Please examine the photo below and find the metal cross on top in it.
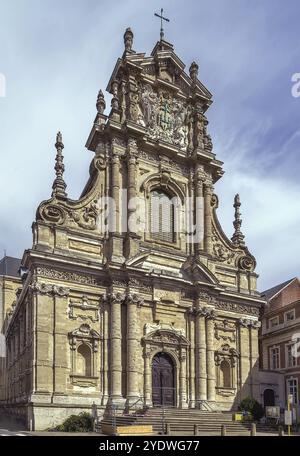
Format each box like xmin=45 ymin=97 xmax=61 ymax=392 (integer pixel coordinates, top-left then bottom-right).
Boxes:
xmin=154 ymin=8 xmax=170 ymax=41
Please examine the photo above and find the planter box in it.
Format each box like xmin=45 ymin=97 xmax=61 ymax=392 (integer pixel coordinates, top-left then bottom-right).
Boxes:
xmin=102 ymin=423 xmax=153 ymax=436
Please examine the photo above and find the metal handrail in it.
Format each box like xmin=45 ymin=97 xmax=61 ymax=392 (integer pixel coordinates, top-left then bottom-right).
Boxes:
xmin=123 ymin=397 xmax=146 ymax=415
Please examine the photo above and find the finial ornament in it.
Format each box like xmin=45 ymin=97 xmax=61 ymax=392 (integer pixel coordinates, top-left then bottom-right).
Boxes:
xmin=96 ymin=89 xmax=106 ymax=114
xmin=124 ymin=27 xmax=134 ymax=52
xmin=189 ymin=61 xmax=199 ymax=82
xmin=52 ymin=131 xmax=67 ymax=199
xmin=231 ymin=194 xmax=245 ymax=246
xmin=154 ymin=8 xmax=170 ymax=41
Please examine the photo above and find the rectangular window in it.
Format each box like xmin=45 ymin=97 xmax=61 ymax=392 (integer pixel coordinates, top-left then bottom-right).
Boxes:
xmin=284 ymin=310 xmax=295 ymax=322
xmin=270 ymin=347 xmax=280 ymax=369
xmin=269 ymin=316 xmax=279 ymax=328
xmin=287 ymin=378 xmax=298 ymax=405
xmin=286 ymin=344 xmax=297 ymax=368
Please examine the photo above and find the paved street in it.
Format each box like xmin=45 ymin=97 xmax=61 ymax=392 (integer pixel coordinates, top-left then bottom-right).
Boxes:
xmin=0 ymin=429 xmax=27 ymax=436
xmin=0 ymin=413 xmax=28 ymax=436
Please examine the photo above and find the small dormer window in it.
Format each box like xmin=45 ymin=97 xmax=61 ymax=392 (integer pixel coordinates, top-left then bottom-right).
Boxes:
xmin=285 ymin=309 xmax=295 ymax=322
xmin=269 ymin=316 xmax=279 ymax=328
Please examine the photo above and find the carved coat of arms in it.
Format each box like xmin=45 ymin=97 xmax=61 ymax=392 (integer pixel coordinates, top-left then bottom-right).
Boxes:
xmin=139 ymin=84 xmax=189 ymax=150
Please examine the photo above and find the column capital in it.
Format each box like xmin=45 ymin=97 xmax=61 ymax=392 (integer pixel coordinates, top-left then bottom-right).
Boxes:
xmin=111 ymin=149 xmax=122 ymax=161
xmin=204 ymin=181 xmax=213 ymax=195
xmin=249 ymin=319 xmax=261 ymax=329
xmin=179 ymin=347 xmax=187 ymax=362
xmin=29 ymin=281 xmax=70 ymax=297
xmin=238 ymin=318 xmax=260 ymax=328
xmin=126 ymin=293 xmax=144 ymax=307
xmin=195 ymin=168 xmax=206 ymax=184
xmin=102 ymin=292 xmax=126 ymax=304
xmin=196 ymin=304 xmax=216 ymax=320
xmin=143 ymin=350 xmax=152 ymax=360
xmin=127 ymin=137 xmax=138 ymax=151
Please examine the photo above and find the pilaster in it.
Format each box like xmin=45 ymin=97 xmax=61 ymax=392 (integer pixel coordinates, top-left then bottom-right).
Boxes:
xmin=126 ymin=293 xmax=143 ymax=407
xmin=204 ymin=182 xmax=213 ymax=255
xmin=106 ymin=292 xmax=125 ymax=404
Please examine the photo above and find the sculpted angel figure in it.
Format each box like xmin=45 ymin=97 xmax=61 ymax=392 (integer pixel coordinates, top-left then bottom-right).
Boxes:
xmin=130 ymin=92 xmax=145 ymax=126
xmin=141 ymin=84 xmax=158 ymax=126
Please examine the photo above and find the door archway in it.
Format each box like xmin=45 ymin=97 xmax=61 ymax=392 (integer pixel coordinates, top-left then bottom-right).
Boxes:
xmin=152 ymin=352 xmax=175 ymax=407
xmin=263 ymin=389 xmax=275 ymax=407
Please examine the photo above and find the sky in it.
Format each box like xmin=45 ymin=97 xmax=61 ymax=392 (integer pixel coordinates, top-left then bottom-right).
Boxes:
xmin=0 ymin=0 xmax=299 ymax=291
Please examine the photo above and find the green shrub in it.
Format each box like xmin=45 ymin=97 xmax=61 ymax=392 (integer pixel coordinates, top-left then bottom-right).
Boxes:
xmin=54 ymin=412 xmax=93 ymax=432
xmin=239 ymin=397 xmax=264 ymax=421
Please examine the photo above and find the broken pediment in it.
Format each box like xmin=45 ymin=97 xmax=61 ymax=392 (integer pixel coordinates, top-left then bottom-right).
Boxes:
xmin=181 ymin=257 xmax=219 ymax=285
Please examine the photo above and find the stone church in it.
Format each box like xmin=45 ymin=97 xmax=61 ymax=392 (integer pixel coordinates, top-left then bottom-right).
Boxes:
xmin=0 ymin=28 xmax=266 ymax=430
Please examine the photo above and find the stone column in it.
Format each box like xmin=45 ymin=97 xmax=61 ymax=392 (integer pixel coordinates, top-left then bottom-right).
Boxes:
xmin=189 ymin=311 xmax=196 ymax=407
xmin=206 ymin=313 xmax=216 ymax=402
xmin=102 ymin=302 xmax=109 ymax=405
xmin=195 ymin=294 xmax=207 ymax=407
xmin=108 ymin=143 xmax=124 ymax=263
xmin=249 ymin=321 xmax=261 ymax=401
xmin=238 ymin=319 xmax=251 ymax=398
xmin=109 ymin=293 xmax=124 ymax=403
xmin=127 ymin=139 xmax=137 ymax=225
xmin=111 ymin=148 xmax=121 ymax=233
xmin=144 ymin=351 xmax=152 ymax=407
xmin=204 ymin=182 xmax=213 ymax=255
xmin=29 ymin=282 xmax=54 ymax=401
xmin=194 ymin=167 xmax=205 ymax=255
xmin=126 ymin=293 xmax=142 ymax=407
xmin=52 ymin=286 xmax=69 ymax=399
xmin=125 ymin=139 xmax=140 ymax=258
xmin=179 ymin=349 xmax=188 ymax=408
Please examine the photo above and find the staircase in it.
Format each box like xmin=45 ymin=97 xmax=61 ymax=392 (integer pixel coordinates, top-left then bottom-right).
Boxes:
xmin=99 ymin=408 xmax=278 ymax=436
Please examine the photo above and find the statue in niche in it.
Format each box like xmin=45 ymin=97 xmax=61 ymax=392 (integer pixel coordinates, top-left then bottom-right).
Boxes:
xmin=186 ymin=105 xmax=194 ymax=150
xmin=195 ymin=114 xmax=205 ymax=150
xmin=141 ymin=84 xmax=158 ymax=125
xmin=173 ymin=100 xmax=188 ymax=149
xmin=130 ymin=92 xmax=145 ymax=126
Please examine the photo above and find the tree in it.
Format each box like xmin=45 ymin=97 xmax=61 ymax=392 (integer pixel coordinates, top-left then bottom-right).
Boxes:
xmin=239 ymin=397 xmax=264 ymax=421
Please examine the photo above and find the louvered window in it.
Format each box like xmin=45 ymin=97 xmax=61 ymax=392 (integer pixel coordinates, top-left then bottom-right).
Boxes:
xmin=149 ymin=190 xmax=175 ymax=243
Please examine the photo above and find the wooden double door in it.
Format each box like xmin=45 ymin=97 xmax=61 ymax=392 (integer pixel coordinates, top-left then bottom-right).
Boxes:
xmin=152 ymin=352 xmax=175 ymax=407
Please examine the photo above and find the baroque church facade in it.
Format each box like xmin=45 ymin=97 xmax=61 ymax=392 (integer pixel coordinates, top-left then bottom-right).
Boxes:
xmin=1 ymin=29 xmax=266 ymax=430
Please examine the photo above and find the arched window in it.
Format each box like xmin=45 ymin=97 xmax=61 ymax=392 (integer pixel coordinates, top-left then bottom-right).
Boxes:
xmin=149 ymin=190 xmax=175 ymax=243
xmin=220 ymin=360 xmax=231 ymax=388
xmin=77 ymin=344 xmax=92 ymax=377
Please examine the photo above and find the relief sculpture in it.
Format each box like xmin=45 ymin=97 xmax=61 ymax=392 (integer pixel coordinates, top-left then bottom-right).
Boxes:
xmin=140 ymin=84 xmax=189 ymax=151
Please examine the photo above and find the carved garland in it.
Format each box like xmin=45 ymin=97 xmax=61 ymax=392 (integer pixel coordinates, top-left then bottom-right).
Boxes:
xmin=29 ymin=281 xmax=69 ymax=297
xmin=36 ymin=267 xmax=100 ymax=285
xmin=216 ymin=300 xmax=260 ymax=317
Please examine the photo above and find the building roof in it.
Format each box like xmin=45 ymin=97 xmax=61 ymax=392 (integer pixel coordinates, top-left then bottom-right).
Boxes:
xmin=0 ymin=256 xmax=21 ymax=278
xmin=261 ymin=278 xmax=297 ymax=301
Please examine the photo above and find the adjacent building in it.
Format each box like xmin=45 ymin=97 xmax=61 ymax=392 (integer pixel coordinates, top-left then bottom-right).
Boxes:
xmin=0 ymin=256 xmax=21 ymax=402
xmin=260 ymin=278 xmax=300 ymax=416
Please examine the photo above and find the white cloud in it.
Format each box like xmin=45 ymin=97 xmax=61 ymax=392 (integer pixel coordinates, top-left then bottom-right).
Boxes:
xmin=215 ymin=129 xmax=300 ymax=291
xmin=0 ymin=0 xmax=299 ymax=292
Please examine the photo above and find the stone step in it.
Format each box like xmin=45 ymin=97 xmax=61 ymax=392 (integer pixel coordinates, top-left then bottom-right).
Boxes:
xmin=100 ymin=419 xmax=276 ymax=434
xmin=99 ymin=409 xmax=278 ymax=436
